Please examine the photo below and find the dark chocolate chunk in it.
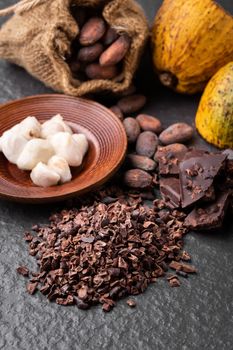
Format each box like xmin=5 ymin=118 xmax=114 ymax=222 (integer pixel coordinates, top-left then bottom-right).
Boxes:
xmin=160 ymin=177 xmax=181 ymax=208
xmin=155 ymin=144 xmax=188 ymax=176
xmin=184 ymin=149 xmax=209 ymax=160
xmin=179 ymin=153 xmax=227 ymax=208
xmin=184 ymin=191 xmax=232 ymax=231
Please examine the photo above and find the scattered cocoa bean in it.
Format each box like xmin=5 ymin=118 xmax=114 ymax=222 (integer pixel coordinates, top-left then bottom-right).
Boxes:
xmin=99 ymin=34 xmax=131 ymax=67
xmin=127 ymin=154 xmax=157 ymax=171
xmin=117 ymin=94 xmax=146 ymax=114
xmin=79 ymin=17 xmax=106 ymax=46
xmin=124 ymin=169 xmax=153 ymax=189
xmin=109 ymin=106 xmax=124 ymax=121
xmin=136 ymin=114 xmax=162 ymax=134
xmin=77 ymin=43 xmax=104 ymax=62
xmin=102 ymin=27 xmax=119 ymax=46
xmin=136 ymin=131 xmax=158 ymax=158
xmin=159 ymin=123 xmax=194 ymax=145
xmin=85 ymin=63 xmax=118 ymax=80
xmin=123 ymin=118 xmax=140 ymax=143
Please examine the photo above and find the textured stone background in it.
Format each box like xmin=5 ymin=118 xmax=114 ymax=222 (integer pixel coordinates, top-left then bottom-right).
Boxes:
xmin=0 ymin=1 xmax=232 ymax=350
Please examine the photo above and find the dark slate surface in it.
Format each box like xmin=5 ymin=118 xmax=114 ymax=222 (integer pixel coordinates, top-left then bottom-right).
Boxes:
xmin=0 ymin=1 xmax=233 ymax=349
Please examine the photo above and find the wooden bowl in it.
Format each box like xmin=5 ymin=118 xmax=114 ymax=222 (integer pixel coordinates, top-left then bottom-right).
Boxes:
xmin=0 ymin=94 xmax=127 ymax=203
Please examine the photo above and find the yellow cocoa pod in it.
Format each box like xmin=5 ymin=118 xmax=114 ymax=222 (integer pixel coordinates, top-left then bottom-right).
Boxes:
xmin=151 ymin=0 xmax=233 ymax=94
xmin=195 ymin=62 xmax=233 ymax=149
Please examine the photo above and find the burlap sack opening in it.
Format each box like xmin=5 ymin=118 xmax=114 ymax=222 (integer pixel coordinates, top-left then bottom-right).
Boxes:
xmin=0 ymin=0 xmax=149 ymax=96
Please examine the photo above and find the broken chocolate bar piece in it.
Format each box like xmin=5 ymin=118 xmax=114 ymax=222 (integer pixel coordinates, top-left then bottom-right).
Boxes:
xmin=160 ymin=177 xmax=181 ymax=208
xmin=184 ymin=149 xmax=209 ymax=160
xmin=155 ymin=144 xmax=188 ymax=176
xmin=179 ymin=153 xmax=226 ymax=208
xmin=184 ymin=191 xmax=232 ymax=230
xmin=223 ymin=149 xmax=233 ymax=187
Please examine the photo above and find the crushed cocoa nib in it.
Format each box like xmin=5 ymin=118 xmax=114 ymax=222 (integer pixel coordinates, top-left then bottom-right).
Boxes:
xmin=127 ymin=299 xmax=136 ymax=307
xmin=26 ymin=282 xmax=38 ymax=295
xmin=17 ymin=266 xmax=29 ymax=277
xmin=168 ymin=276 xmax=181 ymax=287
xmin=169 ymin=261 xmax=197 ymax=274
xmin=21 ymin=186 xmax=196 ymax=312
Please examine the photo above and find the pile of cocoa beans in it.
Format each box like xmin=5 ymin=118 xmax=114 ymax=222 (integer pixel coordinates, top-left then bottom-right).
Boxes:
xmin=108 ymin=92 xmax=194 ymax=189
xmin=68 ymin=6 xmax=131 ymax=81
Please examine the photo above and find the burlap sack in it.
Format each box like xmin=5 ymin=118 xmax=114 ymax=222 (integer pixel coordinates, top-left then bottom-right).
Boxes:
xmin=0 ymin=0 xmax=149 ymax=96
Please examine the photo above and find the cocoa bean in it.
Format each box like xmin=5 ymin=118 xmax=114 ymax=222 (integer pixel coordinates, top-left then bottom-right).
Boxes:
xmin=117 ymin=95 xmax=146 ymax=114
xmin=109 ymin=106 xmax=124 ymax=121
xmin=124 ymin=169 xmax=152 ymax=189
xmin=136 ymin=131 xmax=158 ymax=158
xmin=127 ymin=154 xmax=157 ymax=171
xmin=77 ymin=43 xmax=104 ymax=63
xmin=159 ymin=123 xmax=193 ymax=145
xmin=123 ymin=118 xmax=140 ymax=143
xmin=136 ymin=114 xmax=162 ymax=134
xmin=102 ymin=27 xmax=118 ymax=46
xmin=79 ymin=17 xmax=106 ymax=46
xmin=120 ymin=84 xmax=136 ymax=97
xmin=85 ymin=64 xmax=118 ymax=80
xmin=99 ymin=34 xmax=131 ymax=67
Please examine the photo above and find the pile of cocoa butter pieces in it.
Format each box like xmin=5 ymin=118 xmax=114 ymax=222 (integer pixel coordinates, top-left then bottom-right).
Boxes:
xmin=109 ymin=92 xmax=233 ymax=232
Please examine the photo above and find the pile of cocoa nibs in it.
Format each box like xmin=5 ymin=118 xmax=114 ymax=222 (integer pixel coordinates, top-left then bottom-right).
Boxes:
xmin=18 ymin=186 xmax=197 ymax=312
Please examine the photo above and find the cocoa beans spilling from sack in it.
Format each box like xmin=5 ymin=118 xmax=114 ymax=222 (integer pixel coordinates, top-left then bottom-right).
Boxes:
xmin=0 ymin=0 xmax=149 ymax=96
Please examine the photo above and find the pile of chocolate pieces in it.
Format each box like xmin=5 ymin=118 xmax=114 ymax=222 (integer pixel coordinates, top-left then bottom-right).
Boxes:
xmin=156 ymin=146 xmax=233 ymax=231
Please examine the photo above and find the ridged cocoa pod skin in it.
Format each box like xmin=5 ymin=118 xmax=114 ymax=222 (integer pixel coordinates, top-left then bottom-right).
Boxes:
xmin=77 ymin=43 xmax=104 ymax=63
xmin=99 ymin=35 xmax=131 ymax=67
xmin=117 ymin=95 xmax=146 ymax=114
xmin=109 ymin=106 xmax=124 ymax=121
xmin=124 ymin=169 xmax=153 ymax=188
xmin=85 ymin=64 xmax=118 ymax=80
xmin=123 ymin=118 xmax=141 ymax=143
xmin=136 ymin=131 xmax=158 ymax=158
xmin=79 ymin=17 xmax=106 ymax=46
xmin=136 ymin=114 xmax=162 ymax=134
xmin=102 ymin=27 xmax=119 ymax=46
xmin=127 ymin=154 xmax=157 ymax=171
xmin=159 ymin=123 xmax=193 ymax=145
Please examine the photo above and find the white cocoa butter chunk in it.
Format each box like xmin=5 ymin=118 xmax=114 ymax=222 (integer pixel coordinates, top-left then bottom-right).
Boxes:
xmin=41 ymin=114 xmax=73 ymax=138
xmin=17 ymin=139 xmax=54 ymax=170
xmin=72 ymin=134 xmax=89 ymax=157
xmin=1 ymin=129 xmax=28 ymax=164
xmin=48 ymin=155 xmax=72 ymax=184
xmin=49 ymin=132 xmax=83 ymax=167
xmin=30 ymin=162 xmax=60 ymax=187
xmin=19 ymin=116 xmax=41 ymax=140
